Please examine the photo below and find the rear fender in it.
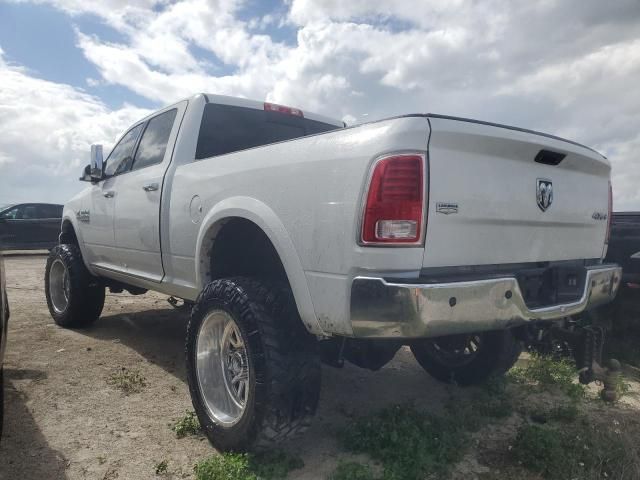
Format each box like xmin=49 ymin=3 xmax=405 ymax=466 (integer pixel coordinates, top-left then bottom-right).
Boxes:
xmin=196 ymin=196 xmax=324 ymax=335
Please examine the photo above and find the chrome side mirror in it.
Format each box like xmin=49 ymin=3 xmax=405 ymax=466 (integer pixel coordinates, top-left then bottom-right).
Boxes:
xmin=90 ymin=144 xmax=104 ymax=180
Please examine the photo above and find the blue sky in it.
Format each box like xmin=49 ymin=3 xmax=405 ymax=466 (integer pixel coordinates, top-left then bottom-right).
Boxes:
xmin=0 ymin=0 xmax=639 ymax=209
xmin=0 ymin=2 xmax=154 ymax=108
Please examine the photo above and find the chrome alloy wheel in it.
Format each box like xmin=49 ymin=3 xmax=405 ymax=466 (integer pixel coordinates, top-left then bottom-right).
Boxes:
xmin=196 ymin=310 xmax=250 ymax=426
xmin=49 ymin=259 xmax=70 ymax=314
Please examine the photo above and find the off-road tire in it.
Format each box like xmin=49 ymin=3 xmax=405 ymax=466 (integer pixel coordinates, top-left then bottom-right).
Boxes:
xmin=411 ymin=330 xmax=522 ymax=386
xmin=45 ymin=244 xmax=105 ymax=328
xmin=186 ymin=277 xmax=321 ymax=451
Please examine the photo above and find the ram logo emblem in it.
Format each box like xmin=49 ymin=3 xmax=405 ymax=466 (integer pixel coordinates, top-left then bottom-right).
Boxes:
xmin=536 ymin=178 xmax=553 ymax=212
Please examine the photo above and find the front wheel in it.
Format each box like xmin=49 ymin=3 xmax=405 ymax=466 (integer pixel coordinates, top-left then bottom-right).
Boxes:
xmin=410 ymin=330 xmax=522 ymax=386
xmin=186 ymin=277 xmax=321 ymax=451
xmin=45 ymin=244 xmax=105 ymax=328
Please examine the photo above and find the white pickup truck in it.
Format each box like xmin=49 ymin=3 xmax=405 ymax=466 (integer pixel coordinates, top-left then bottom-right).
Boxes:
xmin=45 ymin=93 xmax=621 ymax=450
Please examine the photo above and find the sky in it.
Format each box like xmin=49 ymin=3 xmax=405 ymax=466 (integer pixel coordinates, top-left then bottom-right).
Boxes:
xmin=0 ymin=0 xmax=638 ymax=210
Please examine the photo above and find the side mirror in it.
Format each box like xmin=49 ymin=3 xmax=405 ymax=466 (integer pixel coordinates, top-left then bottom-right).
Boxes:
xmin=79 ymin=164 xmax=92 ymax=182
xmin=90 ymin=144 xmax=104 ymax=181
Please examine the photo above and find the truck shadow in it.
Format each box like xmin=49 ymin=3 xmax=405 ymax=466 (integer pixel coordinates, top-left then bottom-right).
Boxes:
xmin=0 ymin=369 xmax=69 ymax=480
xmin=81 ymin=305 xmax=450 ymax=416
xmin=82 ymin=307 xmax=190 ymax=383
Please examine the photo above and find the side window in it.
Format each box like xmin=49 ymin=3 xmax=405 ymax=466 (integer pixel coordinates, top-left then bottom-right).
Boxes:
xmin=22 ymin=205 xmax=38 ymax=219
xmin=1 ymin=206 xmax=23 ymax=219
xmin=131 ymin=109 xmax=177 ymax=171
xmin=37 ymin=205 xmax=62 ymax=218
xmin=104 ymin=124 xmax=144 ymax=178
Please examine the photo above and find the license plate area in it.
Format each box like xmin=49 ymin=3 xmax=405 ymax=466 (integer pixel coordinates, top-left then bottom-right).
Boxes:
xmin=517 ymin=265 xmax=586 ymax=308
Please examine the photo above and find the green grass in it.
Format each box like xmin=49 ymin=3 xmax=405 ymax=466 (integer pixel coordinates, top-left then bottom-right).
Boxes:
xmin=195 ymin=453 xmax=256 ymax=480
xmin=339 ymin=404 xmax=469 ymax=479
xmin=508 ymin=353 xmax=584 ymax=401
xmin=194 ymin=451 xmax=304 ymax=480
xmin=154 ymin=460 xmax=168 ymax=475
xmin=106 ymin=367 xmax=147 ymax=395
xmin=336 ymin=377 xmax=516 ymax=480
xmin=172 ymin=410 xmax=201 ymax=438
xmin=248 ymin=451 xmax=304 ymax=479
xmin=330 ymin=461 xmax=376 ymax=480
xmin=512 ymin=420 xmax=640 ymax=479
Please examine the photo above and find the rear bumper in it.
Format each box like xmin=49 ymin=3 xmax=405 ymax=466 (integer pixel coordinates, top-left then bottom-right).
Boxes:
xmin=350 ymin=264 xmax=622 ymax=338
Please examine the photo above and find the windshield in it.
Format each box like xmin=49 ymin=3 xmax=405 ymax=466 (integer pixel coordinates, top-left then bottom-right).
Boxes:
xmin=0 ymin=204 xmax=14 ymax=212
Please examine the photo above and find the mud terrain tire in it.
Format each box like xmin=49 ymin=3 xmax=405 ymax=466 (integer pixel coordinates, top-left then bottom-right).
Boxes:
xmin=45 ymin=244 xmax=105 ymax=328
xmin=186 ymin=277 xmax=321 ymax=451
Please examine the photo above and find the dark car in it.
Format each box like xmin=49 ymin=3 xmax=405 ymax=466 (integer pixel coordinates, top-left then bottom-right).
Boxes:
xmin=0 ymin=252 xmax=7 ymax=439
xmin=0 ymin=203 xmax=63 ymax=250
xmin=605 ymin=211 xmax=640 ymax=286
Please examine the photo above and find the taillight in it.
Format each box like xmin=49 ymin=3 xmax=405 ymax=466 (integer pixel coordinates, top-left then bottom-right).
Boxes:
xmin=264 ymin=102 xmax=304 ymax=117
xmin=605 ymin=181 xmax=612 ymax=244
xmin=361 ymin=154 xmax=425 ymax=245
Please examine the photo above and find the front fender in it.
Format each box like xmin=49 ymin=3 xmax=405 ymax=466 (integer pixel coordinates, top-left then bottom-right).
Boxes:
xmin=195 ymin=196 xmax=325 ymax=335
xmin=60 ymin=206 xmax=94 ymax=275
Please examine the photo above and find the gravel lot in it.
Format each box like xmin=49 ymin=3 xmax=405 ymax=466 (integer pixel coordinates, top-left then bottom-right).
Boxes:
xmin=0 ymin=253 xmax=456 ymax=480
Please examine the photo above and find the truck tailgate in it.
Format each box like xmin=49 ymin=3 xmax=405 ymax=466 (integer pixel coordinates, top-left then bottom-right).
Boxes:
xmin=423 ymin=116 xmax=611 ymax=268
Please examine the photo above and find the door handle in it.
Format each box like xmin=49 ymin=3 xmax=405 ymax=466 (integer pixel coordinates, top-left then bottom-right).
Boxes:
xmin=142 ymin=183 xmax=159 ymax=192
xmin=103 ymin=191 xmax=115 ymax=198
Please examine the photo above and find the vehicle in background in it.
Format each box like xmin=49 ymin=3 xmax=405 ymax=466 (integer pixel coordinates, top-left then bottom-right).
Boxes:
xmin=45 ymin=93 xmax=620 ymax=451
xmin=605 ymin=212 xmax=640 ymax=287
xmin=0 ymin=203 xmax=63 ymax=250
xmin=0 ymin=252 xmax=8 ymax=440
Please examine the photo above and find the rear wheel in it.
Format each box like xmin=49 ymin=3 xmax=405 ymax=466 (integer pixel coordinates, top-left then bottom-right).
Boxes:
xmin=186 ymin=277 xmax=321 ymax=451
xmin=411 ymin=330 xmax=522 ymax=386
xmin=45 ymin=245 xmax=105 ymax=328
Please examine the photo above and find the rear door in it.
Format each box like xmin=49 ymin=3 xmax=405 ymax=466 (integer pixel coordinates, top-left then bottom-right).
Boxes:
xmin=112 ymin=104 xmax=183 ymax=282
xmin=34 ymin=204 xmax=63 ymax=247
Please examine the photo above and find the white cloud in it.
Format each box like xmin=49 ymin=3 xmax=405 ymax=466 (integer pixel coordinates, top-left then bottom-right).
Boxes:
xmin=1 ymin=0 xmax=639 ymax=209
xmin=0 ymin=49 xmax=151 ymax=203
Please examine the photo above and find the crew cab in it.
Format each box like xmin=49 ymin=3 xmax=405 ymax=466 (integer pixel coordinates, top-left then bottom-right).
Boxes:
xmin=44 ymin=94 xmax=621 ymax=450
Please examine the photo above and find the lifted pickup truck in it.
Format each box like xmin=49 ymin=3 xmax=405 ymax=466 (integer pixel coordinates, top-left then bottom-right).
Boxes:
xmin=45 ymin=94 xmax=621 ymax=450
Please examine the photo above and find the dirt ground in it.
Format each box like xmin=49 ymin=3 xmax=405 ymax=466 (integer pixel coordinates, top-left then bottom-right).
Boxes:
xmin=0 ymin=253 xmax=454 ymax=480
xmin=1 ymin=253 xmax=639 ymax=480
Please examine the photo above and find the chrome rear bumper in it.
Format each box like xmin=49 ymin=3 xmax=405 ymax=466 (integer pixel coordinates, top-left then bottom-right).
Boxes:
xmin=350 ymin=265 xmax=622 ymax=338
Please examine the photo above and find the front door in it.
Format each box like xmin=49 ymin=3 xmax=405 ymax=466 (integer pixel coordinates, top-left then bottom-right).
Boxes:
xmin=113 ymin=107 xmax=180 ymax=282
xmin=0 ymin=205 xmax=35 ymax=249
xmin=82 ymin=123 xmax=144 ymax=271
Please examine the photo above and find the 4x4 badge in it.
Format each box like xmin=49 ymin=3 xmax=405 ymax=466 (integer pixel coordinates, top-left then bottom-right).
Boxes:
xmin=536 ymin=178 xmax=553 ymax=212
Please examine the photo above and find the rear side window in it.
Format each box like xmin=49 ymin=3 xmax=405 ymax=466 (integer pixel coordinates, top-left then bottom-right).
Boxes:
xmin=132 ymin=109 xmax=178 ymax=171
xmin=195 ymin=104 xmax=340 ymax=160
xmin=22 ymin=205 xmax=38 ymax=219
xmin=37 ymin=204 xmax=62 ymax=218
